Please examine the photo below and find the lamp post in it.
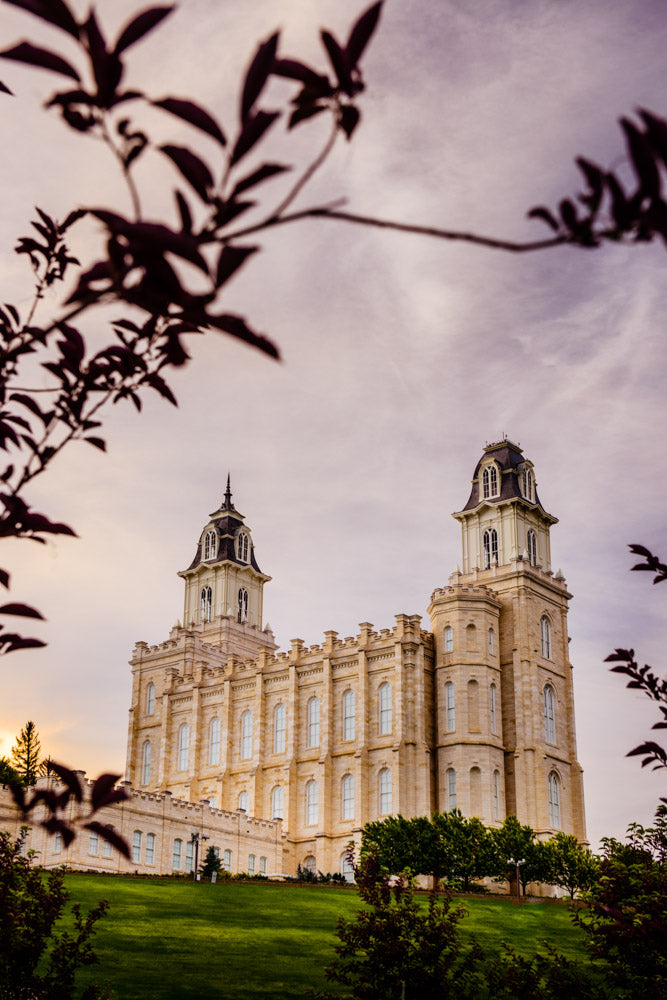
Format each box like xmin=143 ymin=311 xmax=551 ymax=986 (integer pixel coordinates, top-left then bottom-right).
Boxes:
xmin=508 ymin=857 xmax=525 ymax=902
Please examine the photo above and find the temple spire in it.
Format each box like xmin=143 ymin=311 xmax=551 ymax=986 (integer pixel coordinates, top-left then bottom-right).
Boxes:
xmin=222 ymin=473 xmax=234 ymax=511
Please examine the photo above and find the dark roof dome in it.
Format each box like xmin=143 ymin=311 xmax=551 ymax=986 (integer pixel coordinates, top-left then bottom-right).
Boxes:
xmin=460 ymin=438 xmax=543 ymax=512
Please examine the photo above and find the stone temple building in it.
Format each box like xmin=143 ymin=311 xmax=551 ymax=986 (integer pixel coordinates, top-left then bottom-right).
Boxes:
xmin=122 ymin=439 xmax=586 ymax=877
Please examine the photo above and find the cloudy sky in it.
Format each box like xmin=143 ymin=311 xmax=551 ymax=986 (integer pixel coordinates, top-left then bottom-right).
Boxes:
xmin=1 ymin=0 xmax=665 ymax=851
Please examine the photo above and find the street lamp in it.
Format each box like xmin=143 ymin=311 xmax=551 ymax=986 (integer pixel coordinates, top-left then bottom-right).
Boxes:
xmin=190 ymin=832 xmax=210 ymax=880
xmin=508 ymin=857 xmax=525 ymax=902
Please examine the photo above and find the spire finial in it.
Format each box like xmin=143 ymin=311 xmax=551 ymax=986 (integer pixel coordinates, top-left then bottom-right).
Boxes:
xmin=223 ymin=473 xmax=233 ymax=509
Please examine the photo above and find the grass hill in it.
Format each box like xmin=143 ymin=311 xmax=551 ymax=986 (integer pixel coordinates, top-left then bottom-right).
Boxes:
xmin=64 ymin=875 xmax=587 ymax=999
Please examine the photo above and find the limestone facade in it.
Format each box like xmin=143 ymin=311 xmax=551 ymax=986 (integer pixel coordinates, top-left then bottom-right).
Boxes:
xmin=124 ymin=441 xmax=587 ymax=876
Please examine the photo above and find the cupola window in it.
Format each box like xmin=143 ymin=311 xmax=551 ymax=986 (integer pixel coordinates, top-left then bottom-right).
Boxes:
xmin=482 ymin=464 xmax=499 ymax=499
xmin=237 ymin=588 xmax=248 ymax=623
xmin=521 ymin=466 xmax=535 ymax=502
xmin=203 ymin=530 xmax=216 ymax=561
xmin=483 ymin=528 xmax=499 ymax=568
xmin=201 ymin=586 xmax=212 ymax=622
xmin=527 ymin=529 xmax=538 ymax=566
xmin=540 ymin=615 xmax=552 ymax=659
xmin=237 ymin=532 xmax=249 ymax=563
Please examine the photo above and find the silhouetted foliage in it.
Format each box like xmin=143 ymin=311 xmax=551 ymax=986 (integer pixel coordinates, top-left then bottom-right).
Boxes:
xmin=10 ymin=719 xmax=42 ymax=785
xmin=0 ymin=828 xmax=110 ymax=999
xmin=200 ymin=844 xmax=220 ymax=879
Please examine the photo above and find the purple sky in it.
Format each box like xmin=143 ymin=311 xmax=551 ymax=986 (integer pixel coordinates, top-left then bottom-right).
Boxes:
xmin=1 ymin=0 xmax=666 ymax=851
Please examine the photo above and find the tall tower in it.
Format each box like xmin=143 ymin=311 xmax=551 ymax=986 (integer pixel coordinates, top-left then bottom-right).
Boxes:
xmin=429 ymin=440 xmax=586 ymax=840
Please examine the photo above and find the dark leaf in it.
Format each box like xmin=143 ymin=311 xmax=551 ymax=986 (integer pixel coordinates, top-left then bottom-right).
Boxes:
xmin=272 ymin=58 xmax=327 ymax=87
xmin=154 ymin=96 xmax=226 ymax=146
xmin=628 ymin=543 xmax=653 ymax=558
xmin=90 ymin=211 xmax=208 ymax=271
xmin=0 ymin=633 xmax=46 ymax=652
xmin=0 ymin=602 xmax=44 ymax=619
xmin=42 ymin=817 xmax=76 ymax=846
xmin=174 ymin=191 xmax=193 ymax=235
xmin=321 ymin=30 xmax=353 ymax=95
xmin=143 ymin=372 xmax=178 ymax=405
xmin=215 ymin=245 xmax=258 ymax=288
xmin=345 ymin=1 xmax=383 ymax=67
xmin=231 ymin=163 xmax=289 ymax=197
xmin=207 ymin=313 xmax=280 ymax=359
xmin=621 ymin=117 xmax=661 ymax=198
xmin=339 ymin=104 xmax=360 ymax=139
xmin=160 ymin=144 xmax=214 ymax=202
xmin=47 ymin=761 xmax=84 ymax=802
xmin=9 ymin=393 xmax=48 ymax=423
xmin=5 ymin=1 xmax=79 ymax=39
xmin=606 ymin=173 xmax=633 ymax=230
xmin=230 ymin=110 xmax=280 ymax=166
xmin=527 ymin=206 xmax=560 ymax=232
xmin=83 ymin=821 xmax=131 ymax=859
xmin=213 ymin=198 xmax=255 ymax=228
xmin=288 ymin=103 xmax=327 ymax=130
xmin=0 ymin=569 xmax=9 ymax=589
xmin=0 ymin=42 xmax=80 ymax=82
xmin=241 ymin=32 xmax=279 ymax=122
xmin=82 ymin=12 xmax=123 ymax=107
xmin=639 ymin=109 xmax=667 ymax=169
xmin=85 ymin=436 xmax=106 ymax=451
xmin=90 ymin=773 xmax=123 ymax=811
xmin=115 ymin=6 xmax=174 ymax=55
xmin=61 ymin=208 xmax=87 ymax=231
xmin=0 ymin=80 xmax=13 ymax=95
xmin=559 ymin=199 xmax=578 ymax=231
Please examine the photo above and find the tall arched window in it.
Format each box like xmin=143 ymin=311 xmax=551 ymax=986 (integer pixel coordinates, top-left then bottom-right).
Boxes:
xmin=146 ymin=681 xmax=155 ymax=715
xmin=447 ymin=767 xmax=457 ymax=809
xmin=445 ymin=681 xmax=455 ymax=731
xmin=237 ymin=532 xmax=249 ymax=563
xmin=141 ymin=740 xmax=151 ymax=786
xmin=379 ymin=768 xmax=392 ymax=814
xmin=131 ymin=830 xmax=142 ymax=864
xmin=303 ymin=854 xmax=317 ymax=874
xmin=544 ymin=685 xmax=556 ymax=743
xmin=259 ymin=856 xmax=267 ymax=875
xmin=341 ymin=852 xmax=355 ymax=883
xmin=548 ymin=771 xmax=561 ymax=828
xmin=493 ymin=770 xmax=501 ymax=820
xmin=527 ymin=529 xmax=537 ymax=566
xmin=489 ymin=683 xmax=497 ymax=734
xmin=203 ymin=529 xmax=216 ymax=560
xmin=483 ymin=528 xmax=499 ymax=568
xmin=238 ymin=790 xmax=249 ymax=812
xmin=488 ymin=628 xmax=494 ymax=655
xmin=341 ymin=773 xmax=354 ymax=820
xmin=307 ymin=697 xmax=320 ymax=747
xmin=273 ymin=703 xmax=286 ymax=754
xmin=200 ymin=586 xmax=212 ymax=622
xmin=237 ymin=587 xmax=248 ymax=623
xmin=540 ymin=615 xmax=552 ymax=659
xmin=145 ymin=832 xmax=156 ymax=865
xmin=306 ymin=780 xmax=318 ymax=826
xmin=522 ymin=467 xmax=535 ymax=502
xmin=173 ymin=838 xmax=182 ymax=870
xmin=177 ymin=723 xmax=189 ymax=771
xmin=185 ymin=840 xmax=194 ymax=873
xmin=223 ymin=848 xmax=232 ymax=872
xmin=444 ymin=625 xmax=453 ymax=652
xmin=482 ymin=464 xmax=499 ymax=498
xmin=240 ymin=710 xmax=253 ymax=759
xmin=208 ymin=717 xmax=221 ymax=766
xmin=271 ymin=785 xmax=283 ymax=820
xmin=248 ymin=854 xmax=256 ymax=874
xmin=342 ymin=689 xmax=355 ymax=741
xmin=467 ymin=680 xmax=480 ymax=732
xmin=379 ymin=682 xmax=392 ymax=735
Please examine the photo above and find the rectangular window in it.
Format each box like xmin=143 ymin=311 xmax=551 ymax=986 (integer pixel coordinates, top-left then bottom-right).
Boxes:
xmin=102 ymin=835 xmax=113 ymax=859
xmin=132 ymin=830 xmax=142 ymax=865
xmin=185 ymin=840 xmax=194 ymax=873
xmin=173 ymin=839 xmax=182 ymax=870
xmin=446 ymin=682 xmax=455 ymax=731
xmin=447 ymin=768 xmax=457 ymax=809
xmin=145 ymin=832 xmax=156 ymax=866
xmin=273 ymin=704 xmax=286 ymax=754
xmin=53 ymin=832 xmax=62 ymax=855
xmin=342 ymin=690 xmax=355 ymax=741
xmin=490 ymin=684 xmax=497 ymax=734
xmin=248 ymin=854 xmax=256 ymax=875
xmin=88 ymin=831 xmax=99 ymax=855
xmin=223 ymin=849 xmax=232 ymax=872
xmin=259 ymin=856 xmax=267 ymax=875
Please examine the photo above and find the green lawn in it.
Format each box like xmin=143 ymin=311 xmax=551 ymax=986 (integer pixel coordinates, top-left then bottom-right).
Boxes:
xmin=63 ymin=875 xmax=587 ymax=999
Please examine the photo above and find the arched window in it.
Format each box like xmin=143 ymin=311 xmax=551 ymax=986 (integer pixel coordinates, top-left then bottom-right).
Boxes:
xmin=185 ymin=840 xmax=194 ymax=873
xmin=273 ymin=703 xmax=286 ymax=754
xmin=522 ymin=467 xmax=535 ymax=502
xmin=200 ymin=585 xmax=212 ymax=622
xmin=341 ymin=774 xmax=354 ymax=820
xmin=445 ymin=681 xmax=455 ymax=731
xmin=271 ymin=785 xmax=283 ymax=820
xmin=467 ymin=679 xmax=480 ymax=732
xmin=173 ymin=838 xmax=182 ymax=870
xmin=466 ymin=623 xmax=478 ymax=650
xmin=447 ymin=767 xmax=457 ymax=809
xmin=379 ymin=682 xmax=392 ymax=735
xmin=483 ymin=528 xmax=499 ymax=568
xmin=248 ymin=854 xmax=256 ymax=874
xmin=544 ymin=685 xmax=556 ymax=743
xmin=470 ymin=766 xmax=482 ymax=816
xmin=444 ymin=625 xmax=453 ymax=652
xmin=141 ymin=740 xmax=151 ymax=786
xmin=540 ymin=615 xmax=552 ymax=659
xmin=379 ymin=767 xmax=392 ymax=814
xmin=53 ymin=832 xmax=63 ymax=855
xmin=89 ymin=830 xmax=99 ymax=855
xmin=548 ymin=771 xmax=561 ymax=828
xmin=203 ymin=529 xmax=216 ymax=561
xmin=306 ymin=780 xmax=318 ymax=826
xmin=237 ymin=587 xmax=248 ymax=623
xmin=145 ymin=832 xmax=156 ymax=865
xmin=488 ymin=628 xmax=494 ymax=655
xmin=493 ymin=770 xmax=501 ymax=821
xmin=238 ymin=790 xmax=249 ymax=812
xmin=131 ymin=830 xmax=142 ymax=864
xmin=303 ymin=854 xmax=316 ymax=875
xmin=342 ymin=688 xmax=355 ymax=741
xmin=177 ymin=723 xmax=189 ymax=771
xmin=146 ymin=681 xmax=155 ymax=715
xmin=527 ymin=529 xmax=537 ymax=566
xmin=259 ymin=856 xmax=267 ymax=875
xmin=489 ymin=683 xmax=497 ymax=734
xmin=223 ymin=849 xmax=232 ymax=872
xmin=307 ymin=697 xmax=320 ymax=748
xmin=240 ymin=710 xmax=253 ymax=759
xmin=482 ymin=465 xmax=498 ymax=498
xmin=237 ymin=532 xmax=249 ymax=563
xmin=341 ymin=852 xmax=355 ymax=883
xmin=209 ymin=717 xmax=221 ymax=766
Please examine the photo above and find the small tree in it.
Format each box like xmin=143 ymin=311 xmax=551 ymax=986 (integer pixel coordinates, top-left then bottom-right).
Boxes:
xmin=0 ymin=829 xmax=109 ymax=999
xmin=431 ymin=810 xmax=494 ymax=891
xmin=491 ymin=816 xmax=551 ymax=895
xmin=547 ymin=832 xmax=600 ymax=900
xmin=200 ymin=845 xmax=220 ymax=879
xmin=0 ymin=755 xmax=21 ymax=784
xmin=10 ymin=719 xmax=42 ymax=786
